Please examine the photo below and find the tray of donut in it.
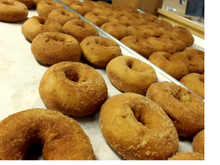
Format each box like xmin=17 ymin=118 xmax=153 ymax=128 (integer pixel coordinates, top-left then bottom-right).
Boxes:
xmin=0 ymin=0 xmax=204 ymax=161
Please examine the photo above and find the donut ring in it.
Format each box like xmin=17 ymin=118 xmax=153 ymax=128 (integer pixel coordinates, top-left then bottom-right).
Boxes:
xmin=139 ymin=24 xmax=163 ymax=37
xmin=92 ymin=7 xmax=113 ymax=17
xmin=180 ymin=73 xmax=204 ymax=98
xmin=99 ymin=93 xmax=179 ymax=160
xmin=101 ymin=22 xmax=129 ymax=40
xmin=63 ymin=19 xmax=99 ymax=43
xmin=168 ymin=152 xmax=204 ymax=160
xmin=120 ymin=35 xmax=155 ymax=59
xmin=140 ymin=12 xmax=158 ymax=22
xmin=0 ymin=108 xmax=95 ymax=160
xmin=84 ymin=11 xmax=109 ymax=27
xmin=183 ymin=48 xmax=204 ymax=60
xmin=60 ymin=0 xmax=80 ymax=6
xmin=22 ymin=16 xmax=63 ymax=42
xmin=148 ymin=52 xmax=188 ymax=80
xmin=48 ymin=8 xmax=80 ymax=26
xmin=160 ymin=35 xmax=186 ymax=52
xmin=146 ymin=81 xmax=204 ymax=137
xmin=36 ymin=0 xmax=65 ymax=17
xmin=0 ymin=0 xmax=28 ymax=22
xmin=106 ymin=56 xmax=158 ymax=95
xmin=147 ymin=36 xmax=176 ymax=54
xmin=80 ymin=36 xmax=122 ymax=68
xmin=69 ymin=2 xmax=90 ymax=16
xmin=172 ymin=26 xmax=194 ymax=47
xmin=158 ymin=27 xmax=179 ymax=38
xmin=39 ymin=61 xmax=108 ymax=117
xmin=15 ymin=0 xmax=34 ymax=9
xmin=154 ymin=19 xmax=173 ymax=28
xmin=31 ymin=32 xmax=82 ymax=66
xmin=127 ymin=26 xmax=152 ymax=38
xmin=172 ymin=51 xmax=204 ymax=74
xmin=193 ymin=129 xmax=204 ymax=155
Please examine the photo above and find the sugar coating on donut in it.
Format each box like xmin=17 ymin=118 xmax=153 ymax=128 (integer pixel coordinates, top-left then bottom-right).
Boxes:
xmin=99 ymin=93 xmax=179 ymax=160
xmin=0 ymin=108 xmax=95 ymax=160
xmin=80 ymin=36 xmax=122 ymax=68
xmin=146 ymin=81 xmax=204 ymax=137
xmin=31 ymin=32 xmax=82 ymax=65
xmin=39 ymin=61 xmax=108 ymax=117
xmin=106 ymin=56 xmax=158 ymax=95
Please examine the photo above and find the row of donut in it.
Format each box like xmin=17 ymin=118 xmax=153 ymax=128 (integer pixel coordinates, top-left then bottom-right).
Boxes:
xmin=0 ymin=0 xmax=204 ymax=160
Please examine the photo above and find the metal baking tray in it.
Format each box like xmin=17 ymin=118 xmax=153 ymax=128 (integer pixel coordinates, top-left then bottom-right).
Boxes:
xmin=0 ymin=1 xmax=204 ymax=160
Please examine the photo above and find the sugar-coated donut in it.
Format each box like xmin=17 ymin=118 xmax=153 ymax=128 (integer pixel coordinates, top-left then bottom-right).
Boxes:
xmin=172 ymin=50 xmax=204 ymax=74
xmin=101 ymin=22 xmax=129 ymax=40
xmin=22 ymin=16 xmax=63 ymax=42
xmin=99 ymin=93 xmax=179 ymax=160
xmin=0 ymin=108 xmax=95 ymax=160
xmin=39 ymin=61 xmax=108 ymax=117
xmin=172 ymin=26 xmax=194 ymax=47
xmin=147 ymin=36 xmax=176 ymax=54
xmin=0 ymin=0 xmax=28 ymax=22
xmin=146 ymin=81 xmax=204 ymax=137
xmin=120 ymin=35 xmax=155 ymax=59
xmin=168 ymin=152 xmax=204 ymax=160
xmin=15 ymin=0 xmax=34 ymax=9
xmin=80 ymin=36 xmax=122 ymax=68
xmin=84 ymin=11 xmax=109 ymax=27
xmin=48 ymin=8 xmax=80 ymax=26
xmin=69 ymin=1 xmax=90 ymax=16
xmin=160 ymin=35 xmax=186 ymax=52
xmin=180 ymin=73 xmax=204 ymax=98
xmin=183 ymin=48 xmax=204 ymax=60
xmin=63 ymin=19 xmax=99 ymax=43
xmin=193 ymin=129 xmax=204 ymax=155
xmin=148 ymin=52 xmax=188 ymax=80
xmin=31 ymin=32 xmax=82 ymax=65
xmin=106 ymin=56 xmax=157 ymax=95
xmin=36 ymin=0 xmax=65 ymax=17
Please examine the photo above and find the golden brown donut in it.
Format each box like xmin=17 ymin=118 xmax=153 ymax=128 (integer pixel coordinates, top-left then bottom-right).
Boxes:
xmin=36 ymin=0 xmax=65 ymax=17
xmin=69 ymin=1 xmax=90 ymax=16
xmin=172 ymin=26 xmax=194 ymax=47
xmin=180 ymin=73 xmax=204 ymax=98
xmin=48 ymin=8 xmax=80 ymax=26
xmin=80 ymin=36 xmax=122 ymax=68
xmin=160 ymin=35 xmax=186 ymax=52
xmin=121 ymin=35 xmax=155 ymax=59
xmin=172 ymin=50 xmax=204 ymax=74
xmin=96 ymin=1 xmax=112 ymax=8
xmin=158 ymin=27 xmax=179 ymax=38
xmin=148 ymin=52 xmax=188 ymax=80
xmin=99 ymin=93 xmax=179 ymax=160
xmin=183 ymin=48 xmax=204 ymax=60
xmin=31 ymin=32 xmax=82 ymax=65
xmin=15 ymin=0 xmax=34 ymax=9
xmin=63 ymin=19 xmax=99 ymax=43
xmin=140 ymin=12 xmax=158 ymax=22
xmin=168 ymin=152 xmax=204 ymax=160
xmin=147 ymin=36 xmax=176 ymax=54
xmin=101 ymin=22 xmax=129 ymax=40
xmin=118 ymin=15 xmax=142 ymax=26
xmin=0 ymin=0 xmax=28 ymax=22
xmin=126 ymin=26 xmax=152 ymax=38
xmin=154 ymin=19 xmax=173 ymax=28
xmin=193 ymin=129 xmax=204 ymax=155
xmin=39 ymin=61 xmax=108 ymax=117
xmin=0 ymin=108 xmax=95 ymax=160
xmin=139 ymin=24 xmax=163 ymax=37
xmin=91 ymin=7 xmax=113 ymax=17
xmin=84 ymin=11 xmax=109 ymax=27
xmin=146 ymin=81 xmax=204 ymax=137
xmin=22 ymin=16 xmax=63 ymax=42
xmin=106 ymin=56 xmax=158 ymax=95
xmin=60 ymin=0 xmax=80 ymax=6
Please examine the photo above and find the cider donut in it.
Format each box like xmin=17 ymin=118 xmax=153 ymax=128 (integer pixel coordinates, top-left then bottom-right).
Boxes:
xmin=0 ymin=0 xmax=28 ymax=22
xmin=48 ymin=8 xmax=80 ymax=26
xmin=158 ymin=27 xmax=178 ymax=38
xmin=22 ymin=16 xmax=63 ymax=42
xmin=180 ymin=73 xmax=204 ymax=98
xmin=139 ymin=24 xmax=163 ymax=37
xmin=39 ymin=61 xmax=108 ymax=117
xmin=63 ymin=19 xmax=99 ymax=43
xmin=80 ymin=36 xmax=122 ymax=68
xmin=15 ymin=0 xmax=34 ymax=9
xmin=31 ymin=32 xmax=82 ymax=66
xmin=60 ymin=0 xmax=80 ymax=6
xmin=147 ymin=36 xmax=176 ymax=54
xmin=172 ymin=51 xmax=204 ymax=74
xmin=120 ymin=35 xmax=155 ymax=59
xmin=183 ymin=48 xmax=204 ymax=60
xmin=84 ymin=11 xmax=109 ymax=27
xmin=99 ymin=93 xmax=179 ymax=160
xmin=36 ymin=0 xmax=65 ymax=17
xmin=106 ymin=56 xmax=158 ymax=95
xmin=69 ymin=1 xmax=90 ymax=16
xmin=160 ymin=35 xmax=186 ymax=52
xmin=101 ymin=22 xmax=129 ymax=40
xmin=154 ymin=19 xmax=173 ymax=28
xmin=193 ymin=129 xmax=204 ymax=155
xmin=172 ymin=26 xmax=194 ymax=47
xmin=126 ymin=26 xmax=152 ymax=38
xmin=148 ymin=52 xmax=188 ymax=80
xmin=146 ymin=81 xmax=204 ymax=137
xmin=0 ymin=108 xmax=95 ymax=160
xmin=140 ymin=12 xmax=158 ymax=22
xmin=168 ymin=152 xmax=204 ymax=160
xmin=92 ymin=7 xmax=113 ymax=17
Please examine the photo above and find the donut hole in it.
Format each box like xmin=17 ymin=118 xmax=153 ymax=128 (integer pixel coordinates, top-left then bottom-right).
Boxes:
xmin=38 ymin=18 xmax=46 ymax=25
xmin=65 ymin=69 xmax=80 ymax=82
xmin=174 ymin=88 xmax=191 ymax=103
xmin=94 ymin=38 xmax=109 ymax=47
